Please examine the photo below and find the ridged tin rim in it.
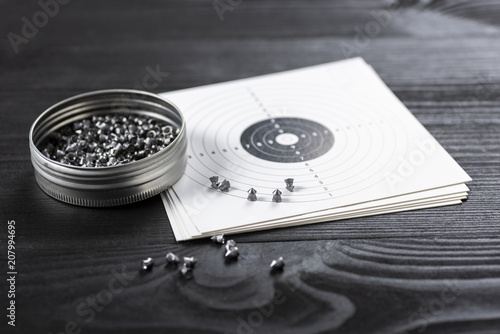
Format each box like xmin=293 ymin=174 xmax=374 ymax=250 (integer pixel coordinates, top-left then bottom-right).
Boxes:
xmin=29 ymin=89 xmax=187 ymax=207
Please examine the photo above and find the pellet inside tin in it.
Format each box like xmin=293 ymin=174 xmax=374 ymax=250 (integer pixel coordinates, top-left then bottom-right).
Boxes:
xmin=40 ymin=114 xmax=179 ymax=167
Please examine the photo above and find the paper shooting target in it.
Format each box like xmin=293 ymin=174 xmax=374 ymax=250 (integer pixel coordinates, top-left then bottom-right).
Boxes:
xmin=180 ymin=82 xmax=409 ymax=203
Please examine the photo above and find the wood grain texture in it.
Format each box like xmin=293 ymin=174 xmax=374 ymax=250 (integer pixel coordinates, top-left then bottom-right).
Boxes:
xmin=1 ymin=0 xmax=500 ymax=333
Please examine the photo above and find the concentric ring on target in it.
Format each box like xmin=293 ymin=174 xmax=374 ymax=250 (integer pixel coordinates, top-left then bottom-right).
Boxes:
xmin=240 ymin=117 xmax=334 ymax=163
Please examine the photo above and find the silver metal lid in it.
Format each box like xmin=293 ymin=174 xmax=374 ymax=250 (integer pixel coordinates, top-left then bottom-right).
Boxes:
xmin=29 ymin=89 xmax=187 ymax=207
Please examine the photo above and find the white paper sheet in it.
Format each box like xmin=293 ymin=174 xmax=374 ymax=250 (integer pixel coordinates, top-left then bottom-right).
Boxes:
xmin=160 ymin=58 xmax=471 ymax=241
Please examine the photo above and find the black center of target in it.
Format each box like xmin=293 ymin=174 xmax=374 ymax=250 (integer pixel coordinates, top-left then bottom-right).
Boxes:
xmin=240 ymin=117 xmax=334 ymax=163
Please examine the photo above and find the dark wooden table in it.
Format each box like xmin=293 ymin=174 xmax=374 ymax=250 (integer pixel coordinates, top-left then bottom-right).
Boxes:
xmin=2 ymin=1 xmax=500 ymax=333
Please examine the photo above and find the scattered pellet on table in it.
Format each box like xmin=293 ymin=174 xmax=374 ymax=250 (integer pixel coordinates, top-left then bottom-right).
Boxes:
xmin=225 ymin=240 xmax=237 ymax=252
xmin=210 ymin=234 xmax=225 ymax=244
xmin=141 ymin=257 xmax=154 ymax=271
xmin=180 ymin=265 xmax=193 ymax=279
xmin=183 ymin=256 xmax=197 ymax=268
xmin=166 ymin=252 xmax=180 ymax=265
xmin=285 ymin=178 xmax=294 ymax=192
xmin=225 ymin=246 xmax=240 ymax=260
xmin=270 ymin=257 xmax=285 ymax=270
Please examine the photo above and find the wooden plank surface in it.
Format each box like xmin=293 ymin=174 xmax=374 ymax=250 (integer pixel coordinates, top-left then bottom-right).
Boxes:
xmin=1 ymin=0 xmax=499 ymax=333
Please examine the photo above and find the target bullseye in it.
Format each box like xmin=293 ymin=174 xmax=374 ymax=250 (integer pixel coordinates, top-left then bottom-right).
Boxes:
xmin=275 ymin=133 xmax=300 ymax=146
xmin=240 ymin=117 xmax=334 ymax=163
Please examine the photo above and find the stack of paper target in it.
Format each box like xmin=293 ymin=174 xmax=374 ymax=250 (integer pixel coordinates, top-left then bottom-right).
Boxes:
xmin=160 ymin=58 xmax=471 ymax=241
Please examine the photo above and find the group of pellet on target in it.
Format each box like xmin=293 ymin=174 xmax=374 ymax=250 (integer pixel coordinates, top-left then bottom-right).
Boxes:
xmin=140 ymin=234 xmax=284 ymax=279
xmin=209 ymin=176 xmax=295 ymax=202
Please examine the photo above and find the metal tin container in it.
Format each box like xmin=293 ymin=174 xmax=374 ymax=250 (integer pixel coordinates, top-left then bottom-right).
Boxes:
xmin=29 ymin=89 xmax=187 ymax=207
